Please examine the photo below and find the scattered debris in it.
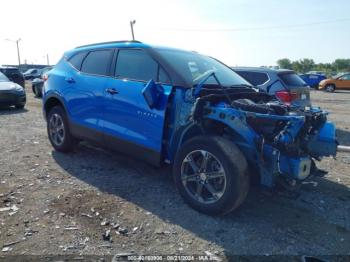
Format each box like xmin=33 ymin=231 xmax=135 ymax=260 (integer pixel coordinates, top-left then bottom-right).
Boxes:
xmin=111 ymin=223 xmax=120 ymax=229
xmin=2 ymin=247 xmax=12 ymax=252
xmin=102 ymin=229 xmax=112 ymax=242
xmin=64 ymin=226 xmax=79 ymax=230
xmin=117 ymin=227 xmax=128 ymax=235
xmin=101 ymin=219 xmax=110 ymax=226
xmin=3 ymin=240 xmax=22 ymax=247
xmin=81 ymin=213 xmax=93 ymax=218
xmin=0 ymin=207 xmax=12 ymax=212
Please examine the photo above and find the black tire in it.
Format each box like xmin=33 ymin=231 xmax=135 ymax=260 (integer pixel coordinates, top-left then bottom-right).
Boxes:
xmin=15 ymin=104 xmax=25 ymax=109
xmin=33 ymin=86 xmax=39 ymax=97
xmin=47 ymin=106 xmax=77 ymax=152
xmin=325 ymin=84 xmax=335 ymax=92
xmin=173 ymin=136 xmax=249 ymax=215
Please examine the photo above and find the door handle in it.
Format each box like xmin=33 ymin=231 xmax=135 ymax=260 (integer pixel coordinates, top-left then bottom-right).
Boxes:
xmin=106 ymin=88 xmax=119 ymax=95
xmin=65 ymin=77 xmax=75 ymax=83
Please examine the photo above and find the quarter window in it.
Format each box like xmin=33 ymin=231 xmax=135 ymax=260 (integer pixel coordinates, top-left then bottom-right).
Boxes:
xmin=115 ymin=49 xmax=158 ymax=82
xmin=81 ymin=50 xmax=113 ymax=76
xmin=68 ymin=52 xmax=88 ymax=70
xmin=236 ymin=71 xmax=268 ymax=86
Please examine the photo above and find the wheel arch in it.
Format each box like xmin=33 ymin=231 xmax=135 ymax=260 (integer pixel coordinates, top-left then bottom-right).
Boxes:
xmin=43 ymin=94 xmax=67 ymax=120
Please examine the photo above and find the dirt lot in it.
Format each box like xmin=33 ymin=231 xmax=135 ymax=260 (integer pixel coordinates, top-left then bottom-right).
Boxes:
xmin=0 ymin=85 xmax=349 ymax=260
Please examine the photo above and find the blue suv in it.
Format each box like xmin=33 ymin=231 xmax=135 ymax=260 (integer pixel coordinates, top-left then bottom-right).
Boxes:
xmin=43 ymin=41 xmax=337 ymax=215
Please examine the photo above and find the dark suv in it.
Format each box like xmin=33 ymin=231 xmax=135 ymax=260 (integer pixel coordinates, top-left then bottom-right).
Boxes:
xmin=0 ymin=66 xmax=25 ymax=87
xmin=233 ymin=67 xmax=310 ymax=108
xmin=42 ymin=41 xmax=337 ymax=215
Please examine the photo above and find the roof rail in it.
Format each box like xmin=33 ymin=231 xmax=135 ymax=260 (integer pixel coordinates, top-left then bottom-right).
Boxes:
xmin=75 ymin=40 xmax=142 ymax=49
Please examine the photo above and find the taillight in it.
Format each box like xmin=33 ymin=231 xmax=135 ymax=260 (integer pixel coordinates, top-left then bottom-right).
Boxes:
xmin=275 ymin=90 xmax=298 ymax=105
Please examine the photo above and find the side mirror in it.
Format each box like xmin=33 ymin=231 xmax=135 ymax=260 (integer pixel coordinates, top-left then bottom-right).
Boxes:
xmin=142 ymin=79 xmax=164 ymax=109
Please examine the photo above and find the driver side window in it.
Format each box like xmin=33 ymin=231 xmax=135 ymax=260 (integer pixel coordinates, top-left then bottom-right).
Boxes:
xmin=115 ymin=49 xmax=170 ymax=83
xmin=341 ymin=74 xmax=350 ymax=80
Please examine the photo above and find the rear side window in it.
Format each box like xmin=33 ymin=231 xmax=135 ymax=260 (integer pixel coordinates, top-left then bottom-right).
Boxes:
xmin=235 ymin=71 xmax=268 ymax=86
xmin=279 ymin=73 xmax=306 ymax=87
xmin=81 ymin=50 xmax=113 ymax=76
xmin=115 ymin=49 xmax=158 ymax=82
xmin=68 ymin=52 xmax=87 ymax=70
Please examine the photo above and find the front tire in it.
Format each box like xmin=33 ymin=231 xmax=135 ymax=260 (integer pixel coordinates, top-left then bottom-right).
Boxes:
xmin=325 ymin=84 xmax=335 ymax=92
xmin=173 ymin=136 xmax=249 ymax=215
xmin=47 ymin=106 xmax=77 ymax=152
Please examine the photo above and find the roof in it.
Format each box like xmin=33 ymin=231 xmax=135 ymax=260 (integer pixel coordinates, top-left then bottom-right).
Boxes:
xmin=232 ymin=66 xmax=294 ymax=73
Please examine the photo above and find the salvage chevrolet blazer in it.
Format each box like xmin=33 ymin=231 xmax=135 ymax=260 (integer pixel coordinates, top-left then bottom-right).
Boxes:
xmin=43 ymin=41 xmax=337 ymax=215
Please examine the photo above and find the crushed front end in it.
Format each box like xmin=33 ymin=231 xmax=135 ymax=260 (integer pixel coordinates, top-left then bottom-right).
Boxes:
xmin=189 ymin=86 xmax=337 ymax=188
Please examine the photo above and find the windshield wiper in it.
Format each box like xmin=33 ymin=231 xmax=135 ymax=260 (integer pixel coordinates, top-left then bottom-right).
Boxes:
xmin=193 ymin=71 xmax=222 ymax=97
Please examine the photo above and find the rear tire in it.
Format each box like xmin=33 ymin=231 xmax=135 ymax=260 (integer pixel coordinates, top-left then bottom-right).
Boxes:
xmin=33 ymin=86 xmax=39 ymax=97
xmin=325 ymin=84 xmax=335 ymax=92
xmin=173 ymin=136 xmax=249 ymax=215
xmin=47 ymin=106 xmax=77 ymax=152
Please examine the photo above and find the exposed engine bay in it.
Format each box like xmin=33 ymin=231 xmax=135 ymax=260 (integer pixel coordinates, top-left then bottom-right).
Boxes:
xmin=185 ymin=85 xmax=338 ymax=187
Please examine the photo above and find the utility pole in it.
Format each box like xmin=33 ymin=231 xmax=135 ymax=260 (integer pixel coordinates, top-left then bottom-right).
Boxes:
xmin=130 ymin=20 xmax=136 ymax=40
xmin=46 ymin=54 xmax=50 ymax=65
xmin=5 ymin=38 xmax=21 ymax=68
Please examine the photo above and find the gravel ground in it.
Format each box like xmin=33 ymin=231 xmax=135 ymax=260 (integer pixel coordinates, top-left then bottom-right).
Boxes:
xmin=0 ymin=85 xmax=349 ymax=260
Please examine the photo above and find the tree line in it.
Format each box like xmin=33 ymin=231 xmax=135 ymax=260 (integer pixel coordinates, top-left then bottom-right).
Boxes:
xmin=276 ymin=58 xmax=350 ymax=75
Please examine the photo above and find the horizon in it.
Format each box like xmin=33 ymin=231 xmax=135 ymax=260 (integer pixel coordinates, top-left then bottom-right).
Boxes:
xmin=1 ymin=0 xmax=349 ymax=67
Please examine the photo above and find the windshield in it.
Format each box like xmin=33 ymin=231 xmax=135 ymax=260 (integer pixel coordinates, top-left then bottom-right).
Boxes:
xmin=278 ymin=72 xmax=307 ymax=87
xmin=0 ymin=72 xmax=9 ymax=82
xmin=156 ymin=49 xmax=251 ymax=87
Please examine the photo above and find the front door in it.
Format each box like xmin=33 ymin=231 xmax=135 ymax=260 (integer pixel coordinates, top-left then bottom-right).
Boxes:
xmin=337 ymin=74 xmax=350 ymax=89
xmin=101 ymin=49 xmax=172 ymax=164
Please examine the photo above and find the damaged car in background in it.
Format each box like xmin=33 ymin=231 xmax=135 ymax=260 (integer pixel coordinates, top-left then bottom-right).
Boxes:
xmin=43 ymin=41 xmax=338 ymax=215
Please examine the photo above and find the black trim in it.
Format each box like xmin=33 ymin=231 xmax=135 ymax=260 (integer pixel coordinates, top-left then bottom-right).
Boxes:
xmin=103 ymin=132 xmax=161 ymax=167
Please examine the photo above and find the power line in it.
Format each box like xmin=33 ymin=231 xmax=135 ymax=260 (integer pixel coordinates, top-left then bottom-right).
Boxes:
xmin=147 ymin=17 xmax=350 ymax=32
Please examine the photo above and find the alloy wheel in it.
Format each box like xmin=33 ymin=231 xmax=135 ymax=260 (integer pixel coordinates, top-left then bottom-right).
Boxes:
xmin=181 ymin=150 xmax=227 ymax=204
xmin=49 ymin=113 xmax=65 ymax=146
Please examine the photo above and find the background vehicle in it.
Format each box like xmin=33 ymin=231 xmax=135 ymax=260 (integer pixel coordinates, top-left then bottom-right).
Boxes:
xmin=32 ymin=66 xmax=52 ymax=97
xmin=0 ymin=66 xmax=25 ymax=87
xmin=0 ymin=72 xmax=26 ymax=109
xmin=299 ymin=73 xmax=326 ymax=89
xmin=23 ymin=68 xmax=41 ymax=80
xmin=43 ymin=41 xmax=337 ymax=215
xmin=306 ymin=71 xmax=326 ymax=76
xmin=233 ymin=67 xmax=310 ymax=107
xmin=318 ymin=73 xmax=350 ymax=92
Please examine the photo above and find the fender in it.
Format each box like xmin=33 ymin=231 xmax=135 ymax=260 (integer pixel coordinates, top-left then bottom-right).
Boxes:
xmin=42 ymin=90 xmax=69 ymax=120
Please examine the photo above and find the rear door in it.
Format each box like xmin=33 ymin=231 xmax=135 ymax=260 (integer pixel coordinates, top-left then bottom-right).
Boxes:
xmin=101 ymin=48 xmax=172 ymax=164
xmin=278 ymin=72 xmax=311 ymax=107
xmin=63 ymin=49 xmax=114 ymax=141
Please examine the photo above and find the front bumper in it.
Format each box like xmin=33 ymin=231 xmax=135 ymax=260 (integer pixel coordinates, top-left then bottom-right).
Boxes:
xmin=0 ymin=91 xmax=26 ymax=106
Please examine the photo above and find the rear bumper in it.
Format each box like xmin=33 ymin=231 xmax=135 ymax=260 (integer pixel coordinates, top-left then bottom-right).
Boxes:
xmin=0 ymin=91 xmax=26 ymax=106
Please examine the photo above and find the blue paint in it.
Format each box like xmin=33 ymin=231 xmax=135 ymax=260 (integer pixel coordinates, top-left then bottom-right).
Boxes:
xmin=43 ymin=41 xmax=338 ymax=189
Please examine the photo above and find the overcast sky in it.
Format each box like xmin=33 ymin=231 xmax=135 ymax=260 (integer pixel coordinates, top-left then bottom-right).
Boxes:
xmin=0 ymin=0 xmax=349 ymax=67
